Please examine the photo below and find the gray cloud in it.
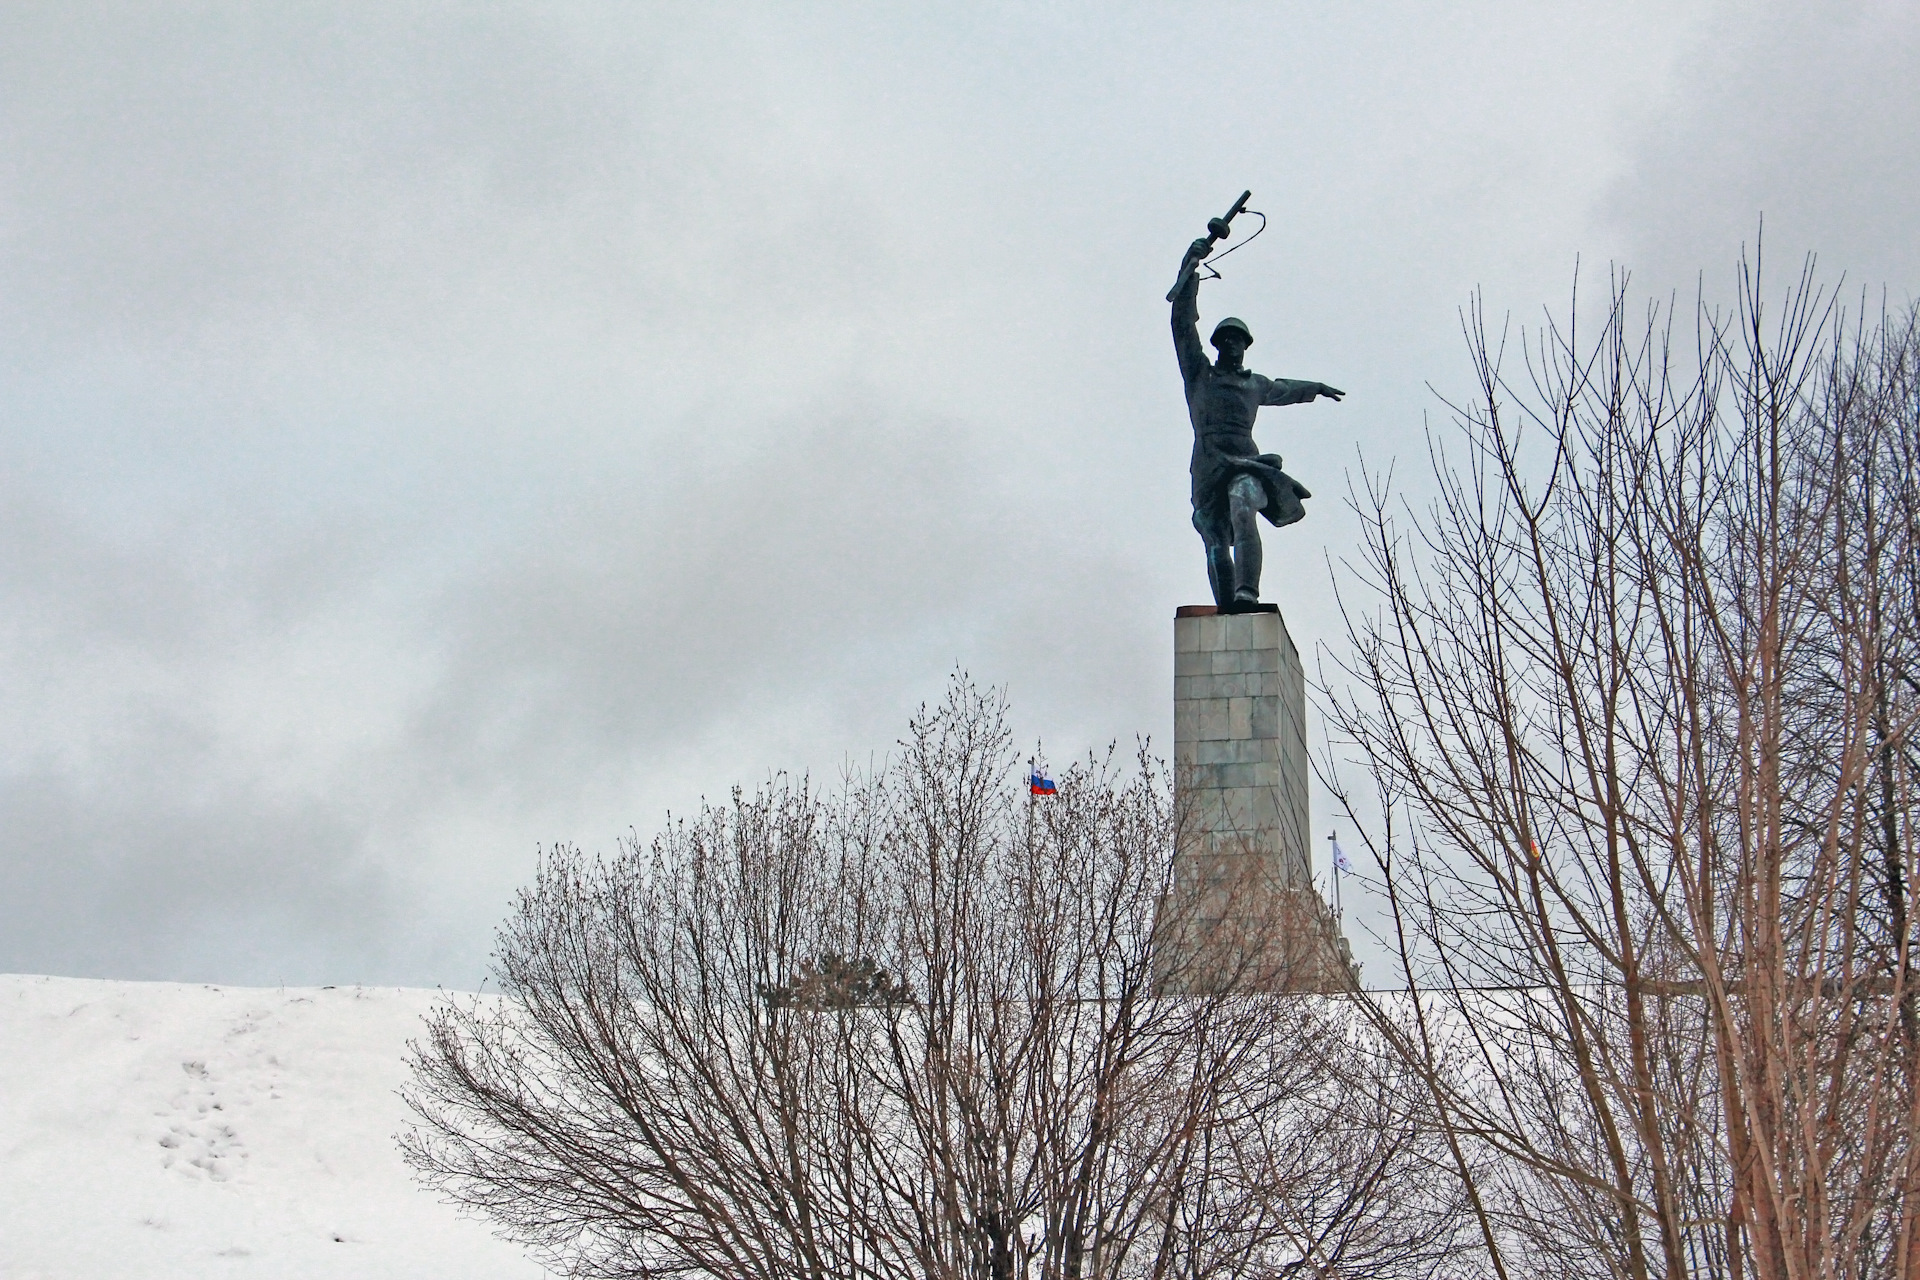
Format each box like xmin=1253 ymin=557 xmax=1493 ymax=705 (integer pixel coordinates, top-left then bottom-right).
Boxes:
xmin=1 ymin=2 xmax=1909 ymax=986
xmin=1603 ymin=0 xmax=1919 ymax=303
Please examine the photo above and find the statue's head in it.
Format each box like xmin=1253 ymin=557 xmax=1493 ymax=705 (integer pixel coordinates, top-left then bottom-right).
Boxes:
xmin=1210 ymin=317 xmax=1252 ymax=366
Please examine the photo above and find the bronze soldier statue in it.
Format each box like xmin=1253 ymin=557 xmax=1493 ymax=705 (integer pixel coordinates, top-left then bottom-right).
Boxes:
xmin=1172 ymin=236 xmax=1343 ymax=612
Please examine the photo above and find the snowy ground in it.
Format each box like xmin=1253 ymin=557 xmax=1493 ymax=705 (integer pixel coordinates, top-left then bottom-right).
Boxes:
xmin=0 ymin=975 xmax=549 ymax=1279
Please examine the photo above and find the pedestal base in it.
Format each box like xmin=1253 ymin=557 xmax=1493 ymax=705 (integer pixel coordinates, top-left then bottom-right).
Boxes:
xmin=1155 ymin=605 xmax=1357 ymax=994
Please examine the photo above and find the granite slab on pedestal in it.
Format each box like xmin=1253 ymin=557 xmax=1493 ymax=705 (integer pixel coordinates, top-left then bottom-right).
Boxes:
xmin=1173 ymin=605 xmax=1310 ymax=890
xmin=1159 ymin=605 xmax=1355 ymax=993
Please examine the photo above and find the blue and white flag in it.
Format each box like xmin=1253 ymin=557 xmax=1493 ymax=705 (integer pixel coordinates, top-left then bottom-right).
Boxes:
xmin=1331 ymin=837 xmax=1352 ymax=874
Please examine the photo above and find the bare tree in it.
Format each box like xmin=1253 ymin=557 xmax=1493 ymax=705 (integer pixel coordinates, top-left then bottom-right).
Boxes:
xmin=1322 ymin=255 xmax=1920 ymax=1280
xmin=403 ymin=678 xmax=1464 ymax=1279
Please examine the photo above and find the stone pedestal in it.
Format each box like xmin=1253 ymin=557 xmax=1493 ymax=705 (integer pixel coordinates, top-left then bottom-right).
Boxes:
xmin=1173 ymin=607 xmax=1311 ymax=887
xmin=1156 ymin=605 xmax=1357 ymax=994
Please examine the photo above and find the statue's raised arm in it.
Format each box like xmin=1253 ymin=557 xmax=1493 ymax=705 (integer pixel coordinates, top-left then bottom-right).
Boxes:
xmin=1171 ymin=239 xmax=1212 ymax=387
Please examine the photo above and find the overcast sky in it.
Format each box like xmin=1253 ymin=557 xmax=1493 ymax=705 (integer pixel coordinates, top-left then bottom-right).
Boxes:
xmin=3 ymin=1 xmax=1914 ymax=988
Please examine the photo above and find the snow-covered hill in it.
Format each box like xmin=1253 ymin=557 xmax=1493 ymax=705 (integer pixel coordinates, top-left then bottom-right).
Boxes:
xmin=0 ymin=975 xmax=549 ymax=1279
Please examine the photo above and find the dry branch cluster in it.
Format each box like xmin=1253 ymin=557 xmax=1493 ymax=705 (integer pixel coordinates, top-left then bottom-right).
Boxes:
xmin=1326 ymin=261 xmax=1920 ymax=1280
xmin=403 ymin=683 xmax=1463 ymax=1280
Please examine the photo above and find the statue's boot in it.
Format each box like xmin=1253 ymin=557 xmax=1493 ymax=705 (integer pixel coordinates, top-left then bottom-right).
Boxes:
xmin=1231 ymin=528 xmax=1263 ymax=608
xmin=1206 ymin=547 xmax=1235 ymax=610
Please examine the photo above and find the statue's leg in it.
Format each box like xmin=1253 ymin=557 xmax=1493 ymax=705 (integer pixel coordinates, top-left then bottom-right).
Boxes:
xmin=1192 ymin=506 xmax=1233 ymax=610
xmin=1228 ymin=474 xmax=1265 ymax=604
xmin=1208 ymin=546 xmax=1236 ymax=610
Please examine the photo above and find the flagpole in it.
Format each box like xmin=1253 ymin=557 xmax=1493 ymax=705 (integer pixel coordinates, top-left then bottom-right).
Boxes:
xmin=1327 ymin=830 xmax=1341 ymax=917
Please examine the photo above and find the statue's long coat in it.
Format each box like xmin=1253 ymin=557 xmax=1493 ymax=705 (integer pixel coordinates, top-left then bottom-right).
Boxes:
xmin=1172 ymin=275 xmax=1315 ymax=528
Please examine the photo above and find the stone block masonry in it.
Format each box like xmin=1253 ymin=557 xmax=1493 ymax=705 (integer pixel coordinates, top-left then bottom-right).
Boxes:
xmin=1158 ymin=605 xmax=1357 ymax=994
xmin=1172 ymin=608 xmax=1310 ymax=890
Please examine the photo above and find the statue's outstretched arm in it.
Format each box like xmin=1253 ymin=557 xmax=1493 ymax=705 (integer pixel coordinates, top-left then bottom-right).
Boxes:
xmin=1261 ymin=378 xmax=1345 ymax=405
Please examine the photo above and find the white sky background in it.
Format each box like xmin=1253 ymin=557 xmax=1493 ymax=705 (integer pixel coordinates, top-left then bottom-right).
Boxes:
xmin=1 ymin=1 xmax=1914 ymax=986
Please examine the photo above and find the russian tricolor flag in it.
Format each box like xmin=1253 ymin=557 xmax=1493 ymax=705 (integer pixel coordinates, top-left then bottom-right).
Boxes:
xmin=1029 ymin=770 xmax=1056 ymax=796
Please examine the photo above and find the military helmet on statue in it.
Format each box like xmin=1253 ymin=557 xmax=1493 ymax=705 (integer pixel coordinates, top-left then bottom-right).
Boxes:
xmin=1210 ymin=316 xmax=1253 ymax=348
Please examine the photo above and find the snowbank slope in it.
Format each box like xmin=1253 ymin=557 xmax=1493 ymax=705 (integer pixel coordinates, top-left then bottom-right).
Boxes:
xmin=0 ymin=975 xmax=548 ymax=1279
